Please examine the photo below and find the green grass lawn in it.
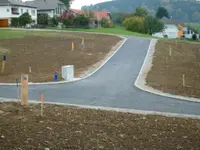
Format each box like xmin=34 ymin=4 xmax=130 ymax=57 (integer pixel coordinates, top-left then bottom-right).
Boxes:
xmin=45 ymin=26 xmax=152 ymax=37
xmin=0 ymin=26 xmax=152 ymax=38
xmin=0 ymin=30 xmax=55 ymax=38
xmin=0 ymin=29 xmax=81 ymax=39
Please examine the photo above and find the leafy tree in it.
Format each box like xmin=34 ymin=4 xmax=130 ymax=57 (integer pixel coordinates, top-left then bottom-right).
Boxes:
xmin=112 ymin=12 xmax=134 ymax=24
xmin=144 ymin=15 xmax=164 ymax=35
xmin=101 ymin=18 xmax=113 ymax=28
xmin=11 ymin=18 xmax=19 ymax=27
xmin=60 ymin=0 xmax=74 ymax=8
xmin=192 ymin=34 xmax=197 ymax=40
xmin=74 ymin=15 xmax=89 ymax=26
xmin=50 ymin=16 xmax=59 ymax=26
xmin=123 ymin=16 xmax=145 ymax=33
xmin=62 ymin=16 xmax=74 ymax=26
xmin=37 ymin=13 xmax=49 ymax=26
xmin=18 ymin=12 xmax=32 ymax=26
xmin=134 ymin=6 xmax=148 ymax=17
xmin=156 ymin=6 xmax=169 ymax=19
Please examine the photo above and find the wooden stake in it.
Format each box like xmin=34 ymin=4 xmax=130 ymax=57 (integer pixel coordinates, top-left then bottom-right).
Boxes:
xmin=1 ymin=56 xmax=6 ymax=75
xmin=72 ymin=42 xmax=75 ymax=51
xmin=182 ymin=74 xmax=185 ymax=87
xmin=81 ymin=38 xmax=84 ymax=50
xmin=41 ymin=93 xmax=44 ymax=117
xmin=169 ymin=46 xmax=172 ymax=56
xmin=1 ymin=60 xmax=6 ymax=75
xmin=21 ymin=74 xmax=28 ymax=106
xmin=29 ymin=66 xmax=32 ymax=73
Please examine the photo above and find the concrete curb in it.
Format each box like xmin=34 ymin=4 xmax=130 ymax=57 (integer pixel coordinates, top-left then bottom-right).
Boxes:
xmin=0 ymin=28 xmax=127 ymax=85
xmin=1 ymin=98 xmax=200 ymax=120
xmin=134 ymin=39 xmax=200 ymax=103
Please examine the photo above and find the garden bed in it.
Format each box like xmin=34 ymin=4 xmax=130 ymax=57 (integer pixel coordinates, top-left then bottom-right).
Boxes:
xmin=0 ymin=30 xmax=121 ymax=83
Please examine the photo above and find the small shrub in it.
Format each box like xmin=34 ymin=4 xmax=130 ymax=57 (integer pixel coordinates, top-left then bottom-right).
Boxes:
xmin=101 ymin=18 xmax=114 ymax=28
xmin=74 ymin=15 xmax=89 ymax=26
xmin=192 ymin=34 xmax=197 ymax=40
xmin=123 ymin=16 xmax=145 ymax=33
xmin=37 ymin=13 xmax=49 ymax=26
xmin=19 ymin=12 xmax=32 ymax=26
xmin=50 ymin=16 xmax=59 ymax=26
xmin=63 ymin=19 xmax=71 ymax=26
xmin=11 ymin=18 xmax=19 ymax=27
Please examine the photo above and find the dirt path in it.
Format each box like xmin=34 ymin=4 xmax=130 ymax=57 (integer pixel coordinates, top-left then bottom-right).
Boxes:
xmin=0 ymin=102 xmax=200 ymax=150
xmin=0 ymin=32 xmax=121 ymax=83
xmin=146 ymin=40 xmax=200 ymax=98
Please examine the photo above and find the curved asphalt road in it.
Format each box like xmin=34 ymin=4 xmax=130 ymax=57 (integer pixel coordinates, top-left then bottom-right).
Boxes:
xmin=0 ymin=36 xmax=200 ymax=115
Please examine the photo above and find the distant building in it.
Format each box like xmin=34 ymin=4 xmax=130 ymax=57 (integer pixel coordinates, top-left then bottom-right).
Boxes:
xmin=26 ymin=0 xmax=66 ymax=18
xmin=66 ymin=9 xmax=112 ymax=22
xmin=0 ymin=0 xmax=37 ymax=26
xmin=153 ymin=24 xmax=179 ymax=39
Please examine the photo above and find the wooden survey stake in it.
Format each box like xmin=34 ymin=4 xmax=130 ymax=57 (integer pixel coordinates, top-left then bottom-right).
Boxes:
xmin=81 ymin=38 xmax=84 ymax=50
xmin=21 ymin=74 xmax=28 ymax=106
xmin=182 ymin=74 xmax=185 ymax=87
xmin=41 ymin=93 xmax=44 ymax=117
xmin=72 ymin=42 xmax=75 ymax=51
xmin=1 ymin=56 xmax=6 ymax=75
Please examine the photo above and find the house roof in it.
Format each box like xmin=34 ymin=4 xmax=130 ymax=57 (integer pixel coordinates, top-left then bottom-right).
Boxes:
xmin=92 ymin=11 xmax=111 ymax=20
xmin=165 ymin=24 xmax=178 ymax=30
xmin=69 ymin=9 xmax=111 ymax=20
xmin=70 ymin=9 xmax=84 ymax=14
xmin=26 ymin=0 xmax=65 ymax=10
xmin=0 ymin=0 xmax=36 ymax=8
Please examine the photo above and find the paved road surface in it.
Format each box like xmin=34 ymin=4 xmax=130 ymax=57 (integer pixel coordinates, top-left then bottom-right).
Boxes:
xmin=0 ymin=36 xmax=200 ymax=115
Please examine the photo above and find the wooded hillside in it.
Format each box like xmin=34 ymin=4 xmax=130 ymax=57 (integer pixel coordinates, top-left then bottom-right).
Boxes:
xmin=81 ymin=0 xmax=200 ymax=23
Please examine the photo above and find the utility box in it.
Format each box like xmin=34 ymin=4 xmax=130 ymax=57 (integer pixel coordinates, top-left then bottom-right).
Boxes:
xmin=61 ymin=65 xmax=74 ymax=81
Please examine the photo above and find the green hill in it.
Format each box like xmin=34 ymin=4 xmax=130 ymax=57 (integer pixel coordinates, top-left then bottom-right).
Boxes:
xmin=81 ymin=0 xmax=200 ymax=23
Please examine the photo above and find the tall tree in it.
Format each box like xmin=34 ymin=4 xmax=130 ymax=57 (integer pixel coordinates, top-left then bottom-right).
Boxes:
xmin=156 ymin=7 xmax=169 ymax=19
xmin=134 ymin=6 xmax=148 ymax=17
xmin=60 ymin=0 xmax=74 ymax=8
xmin=144 ymin=15 xmax=164 ymax=35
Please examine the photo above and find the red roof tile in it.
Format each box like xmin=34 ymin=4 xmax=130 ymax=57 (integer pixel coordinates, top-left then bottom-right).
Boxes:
xmin=92 ymin=11 xmax=110 ymax=20
xmin=70 ymin=9 xmax=84 ymax=15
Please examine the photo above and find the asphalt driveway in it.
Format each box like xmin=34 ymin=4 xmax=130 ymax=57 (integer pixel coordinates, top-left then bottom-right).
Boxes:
xmin=0 ymin=36 xmax=200 ymax=115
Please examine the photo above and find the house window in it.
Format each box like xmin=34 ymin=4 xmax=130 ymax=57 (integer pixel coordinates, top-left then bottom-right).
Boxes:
xmin=7 ymin=8 xmax=10 ymax=12
xmin=56 ymin=7 xmax=60 ymax=14
xmin=57 ymin=7 xmax=60 ymax=14
xmin=31 ymin=10 xmax=35 ymax=16
xmin=21 ymin=9 xmax=23 ymax=14
xmin=55 ymin=8 xmax=58 ymax=14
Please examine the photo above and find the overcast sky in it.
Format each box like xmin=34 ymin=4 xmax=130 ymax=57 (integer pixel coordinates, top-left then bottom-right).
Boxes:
xmin=71 ymin=0 xmax=111 ymax=9
xmin=23 ymin=0 xmax=111 ymax=9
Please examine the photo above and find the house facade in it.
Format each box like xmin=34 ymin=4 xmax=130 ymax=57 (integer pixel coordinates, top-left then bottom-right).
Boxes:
xmin=0 ymin=0 xmax=37 ymax=26
xmin=152 ymin=24 xmax=179 ymax=39
xmin=68 ymin=9 xmax=112 ymax=22
xmin=27 ymin=0 xmax=66 ymax=18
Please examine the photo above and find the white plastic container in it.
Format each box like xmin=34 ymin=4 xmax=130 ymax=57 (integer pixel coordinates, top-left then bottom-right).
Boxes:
xmin=61 ymin=65 xmax=74 ymax=81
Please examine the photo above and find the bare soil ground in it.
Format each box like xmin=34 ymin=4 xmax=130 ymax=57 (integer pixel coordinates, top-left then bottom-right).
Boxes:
xmin=0 ymin=31 xmax=121 ymax=83
xmin=0 ymin=102 xmax=200 ymax=150
xmin=146 ymin=40 xmax=200 ymax=98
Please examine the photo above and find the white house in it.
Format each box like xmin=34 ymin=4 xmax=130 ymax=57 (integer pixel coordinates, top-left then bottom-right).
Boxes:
xmin=26 ymin=0 xmax=66 ymax=18
xmin=163 ymin=24 xmax=179 ymax=38
xmin=153 ymin=24 xmax=179 ymax=39
xmin=0 ymin=0 xmax=37 ymax=25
